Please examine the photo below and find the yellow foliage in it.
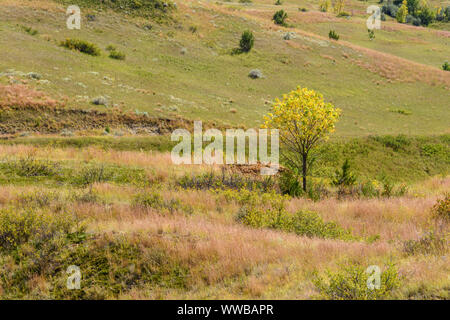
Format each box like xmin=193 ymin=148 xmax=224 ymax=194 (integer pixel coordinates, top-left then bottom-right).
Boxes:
xmin=263 ymin=86 xmax=341 ymax=147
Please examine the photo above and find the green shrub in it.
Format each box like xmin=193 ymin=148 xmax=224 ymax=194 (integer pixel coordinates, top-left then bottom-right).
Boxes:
xmin=373 ymin=134 xmax=411 ymax=151
xmin=279 ymin=170 xmax=303 ymax=197
xmin=328 ymin=30 xmax=339 ymax=40
xmin=418 ymin=5 xmax=435 ymax=26
xmin=273 ymin=10 xmax=288 ymax=26
xmin=5 ymin=156 xmax=60 ymax=177
xmin=21 ymin=25 xmax=38 ymax=36
xmin=237 ymin=203 xmax=353 ymax=240
xmin=0 ymin=208 xmax=79 ymax=252
xmin=421 ymin=143 xmax=446 ymax=157
xmin=239 ymin=30 xmax=255 ymax=53
xmin=75 ymin=164 xmax=112 ymax=187
xmin=0 ymin=206 xmax=188 ymax=299
xmin=332 ymin=159 xmax=357 ymax=188
xmin=337 ymin=11 xmax=351 ymax=17
xmin=388 ymin=108 xmax=412 ymax=115
xmin=60 ymin=38 xmax=101 ymax=56
xmin=109 ymin=50 xmax=126 ymax=60
xmin=442 ymin=61 xmax=450 ymax=71
xmin=313 ymin=262 xmax=401 ymax=300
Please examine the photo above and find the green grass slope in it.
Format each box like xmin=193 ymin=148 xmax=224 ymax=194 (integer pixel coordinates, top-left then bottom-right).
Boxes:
xmin=0 ymin=0 xmax=448 ymax=136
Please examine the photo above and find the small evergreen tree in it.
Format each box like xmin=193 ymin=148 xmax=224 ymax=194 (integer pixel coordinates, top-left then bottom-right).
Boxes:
xmin=273 ymin=10 xmax=288 ymax=26
xmin=239 ymin=30 xmax=254 ymax=53
xmin=442 ymin=61 xmax=450 ymax=71
xmin=332 ymin=159 xmax=357 ymax=187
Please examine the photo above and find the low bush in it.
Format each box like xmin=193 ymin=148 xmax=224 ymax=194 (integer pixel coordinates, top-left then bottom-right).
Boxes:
xmin=273 ymin=10 xmax=288 ymax=26
xmin=239 ymin=30 xmax=255 ymax=53
xmin=21 ymin=25 xmax=38 ymax=36
xmin=313 ymin=263 xmax=401 ymax=300
xmin=235 ymin=190 xmax=353 ymax=240
xmin=328 ymin=30 xmax=339 ymax=40
xmin=60 ymin=39 xmax=101 ymax=56
xmin=443 ymin=61 xmax=450 ymax=71
xmin=0 ymin=206 xmax=189 ymax=299
xmin=372 ymin=134 xmax=411 ymax=151
xmin=133 ymin=191 xmax=193 ymax=215
xmin=109 ymin=50 xmax=126 ymax=60
xmin=4 ymin=156 xmax=60 ymax=177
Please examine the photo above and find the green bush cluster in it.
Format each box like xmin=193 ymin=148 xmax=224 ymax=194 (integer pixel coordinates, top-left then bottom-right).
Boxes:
xmin=229 ymin=189 xmax=353 ymax=240
xmin=60 ymin=39 xmax=101 ymax=56
xmin=313 ymin=263 xmax=401 ymax=300
xmin=4 ymin=156 xmax=60 ymax=177
xmin=0 ymin=207 xmax=188 ymax=299
xmin=328 ymin=30 xmax=339 ymax=40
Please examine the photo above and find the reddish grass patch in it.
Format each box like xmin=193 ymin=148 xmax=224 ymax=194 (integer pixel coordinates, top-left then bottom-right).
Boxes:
xmin=0 ymin=84 xmax=61 ymax=109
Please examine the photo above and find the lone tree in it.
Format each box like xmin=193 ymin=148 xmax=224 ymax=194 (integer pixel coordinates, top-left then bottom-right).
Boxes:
xmin=263 ymin=86 xmax=341 ymax=191
xmin=273 ymin=10 xmax=288 ymax=26
xmin=239 ymin=30 xmax=254 ymax=53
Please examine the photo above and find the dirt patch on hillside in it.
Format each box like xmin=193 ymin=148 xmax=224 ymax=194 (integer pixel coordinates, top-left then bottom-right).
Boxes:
xmin=0 ymin=84 xmax=191 ymax=135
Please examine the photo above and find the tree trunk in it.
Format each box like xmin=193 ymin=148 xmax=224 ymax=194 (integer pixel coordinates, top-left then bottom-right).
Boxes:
xmin=302 ymin=153 xmax=307 ymax=192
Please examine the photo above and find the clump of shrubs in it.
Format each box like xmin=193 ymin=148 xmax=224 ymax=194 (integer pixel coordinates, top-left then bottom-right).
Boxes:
xmin=60 ymin=38 xmax=101 ymax=56
xmin=106 ymin=45 xmax=125 ymax=60
xmin=21 ymin=25 xmax=38 ymax=36
xmin=313 ymin=263 xmax=401 ymax=300
xmin=5 ymin=156 xmax=60 ymax=177
xmin=230 ymin=189 xmax=353 ymax=240
xmin=109 ymin=50 xmax=126 ymax=60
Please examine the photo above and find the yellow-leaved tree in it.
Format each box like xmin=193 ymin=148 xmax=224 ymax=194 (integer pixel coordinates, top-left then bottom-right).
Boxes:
xmin=263 ymin=86 xmax=341 ymax=191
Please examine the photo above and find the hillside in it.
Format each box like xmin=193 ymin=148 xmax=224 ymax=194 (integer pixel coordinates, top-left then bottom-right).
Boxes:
xmin=0 ymin=0 xmax=449 ymax=302
xmin=0 ymin=0 xmax=449 ymax=136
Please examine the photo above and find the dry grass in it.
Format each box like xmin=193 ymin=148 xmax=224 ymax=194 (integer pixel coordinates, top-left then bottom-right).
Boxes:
xmin=0 ymin=84 xmax=61 ymax=109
